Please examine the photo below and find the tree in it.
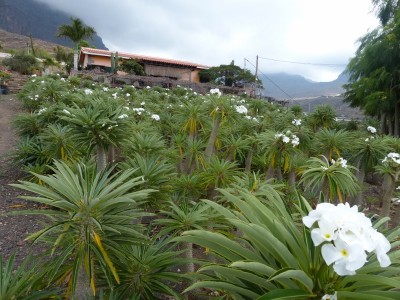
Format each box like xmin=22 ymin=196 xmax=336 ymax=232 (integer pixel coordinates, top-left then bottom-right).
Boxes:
xmin=120 ymin=59 xmax=145 ymax=75
xmin=57 ymin=17 xmax=96 ymax=48
xmin=199 ymin=60 xmax=259 ymax=87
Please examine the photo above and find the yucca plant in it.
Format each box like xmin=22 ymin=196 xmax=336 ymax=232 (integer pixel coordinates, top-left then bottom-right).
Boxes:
xmin=10 ymin=160 xmax=153 ymax=299
xmin=156 ymin=200 xmax=217 ymax=273
xmin=179 ymin=187 xmax=400 ymax=299
xmin=101 ymin=237 xmax=188 ymax=300
xmin=0 ymin=254 xmax=60 ymax=299
xmin=300 ymin=155 xmax=360 ymax=204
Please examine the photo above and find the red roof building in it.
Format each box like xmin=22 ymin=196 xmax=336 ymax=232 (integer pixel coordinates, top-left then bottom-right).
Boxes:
xmin=79 ymin=47 xmax=208 ymax=83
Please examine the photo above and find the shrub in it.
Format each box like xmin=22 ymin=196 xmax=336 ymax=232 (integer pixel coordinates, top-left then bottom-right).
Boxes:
xmin=3 ymin=53 xmax=40 ymax=74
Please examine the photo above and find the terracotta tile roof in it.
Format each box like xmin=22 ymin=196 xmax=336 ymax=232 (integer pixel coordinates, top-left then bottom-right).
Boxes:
xmin=80 ymin=47 xmax=209 ymax=69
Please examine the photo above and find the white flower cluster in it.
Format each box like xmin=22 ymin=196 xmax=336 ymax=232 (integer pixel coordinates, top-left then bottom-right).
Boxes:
xmin=331 ymin=157 xmax=347 ymax=168
xmin=118 ymin=114 xmax=128 ymax=119
xmin=303 ymin=202 xmax=391 ymax=276
xmin=382 ymin=152 xmax=400 ymax=165
xmin=84 ymin=88 xmax=93 ymax=95
xmin=28 ymin=94 xmax=40 ymax=101
xmin=292 ymin=119 xmax=302 ymax=126
xmin=151 ymin=114 xmax=160 ymax=121
xmin=102 ymin=87 xmax=109 ymax=92
xmin=37 ymin=107 xmax=47 ymax=115
xmin=209 ymin=88 xmax=222 ymax=97
xmin=275 ymin=132 xmax=299 ymax=147
xmin=235 ymin=105 xmax=248 ymax=114
xmin=367 ymin=126 xmax=377 ymax=134
xmin=131 ymin=107 xmax=145 ymax=115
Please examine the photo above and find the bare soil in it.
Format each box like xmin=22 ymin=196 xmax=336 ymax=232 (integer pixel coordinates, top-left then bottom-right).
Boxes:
xmin=0 ymin=94 xmax=47 ymax=265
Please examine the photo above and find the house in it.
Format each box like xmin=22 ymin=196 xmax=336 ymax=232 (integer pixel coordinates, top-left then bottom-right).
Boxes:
xmin=79 ymin=47 xmax=208 ymax=83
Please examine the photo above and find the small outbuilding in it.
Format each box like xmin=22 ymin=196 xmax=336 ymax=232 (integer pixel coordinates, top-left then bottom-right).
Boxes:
xmin=79 ymin=47 xmax=208 ymax=83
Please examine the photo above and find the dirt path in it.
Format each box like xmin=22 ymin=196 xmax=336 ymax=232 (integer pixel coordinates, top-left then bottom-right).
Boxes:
xmin=0 ymin=95 xmax=20 ymax=155
xmin=0 ymin=95 xmax=47 ymax=265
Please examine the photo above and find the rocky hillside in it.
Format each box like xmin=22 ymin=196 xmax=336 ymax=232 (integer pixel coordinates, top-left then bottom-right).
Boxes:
xmin=0 ymin=0 xmax=106 ymax=49
xmin=0 ymin=28 xmax=68 ymax=54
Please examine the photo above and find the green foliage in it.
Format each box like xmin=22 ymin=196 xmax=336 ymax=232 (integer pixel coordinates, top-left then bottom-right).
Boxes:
xmin=57 ymin=17 xmax=96 ymax=47
xmin=199 ymin=60 xmax=258 ymax=87
xmin=0 ymin=254 xmax=59 ymax=299
xmin=120 ymin=59 xmax=145 ymax=75
xmin=11 ymin=160 xmax=154 ymax=298
xmin=179 ymin=187 xmax=400 ymax=299
xmin=3 ymin=53 xmax=39 ymax=74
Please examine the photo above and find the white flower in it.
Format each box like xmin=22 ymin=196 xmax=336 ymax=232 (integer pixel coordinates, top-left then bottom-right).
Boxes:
xmin=151 ymin=114 xmax=160 ymax=121
xmin=84 ymin=88 xmax=93 ymax=95
xmin=210 ymin=88 xmax=222 ymax=97
xmin=321 ymin=292 xmax=337 ymax=300
xmin=118 ymin=114 xmax=128 ymax=119
xmin=322 ymin=237 xmax=367 ymax=276
xmin=60 ymin=78 xmax=66 ymax=82
xmin=303 ymin=202 xmax=391 ymax=276
xmin=141 ymin=101 xmax=145 ymax=106
xmin=367 ymin=126 xmax=377 ymax=134
xmin=337 ymin=157 xmax=347 ymax=168
xmin=63 ymin=109 xmax=71 ymax=115
xmin=365 ymin=138 xmax=369 ymax=142
xmin=291 ymin=135 xmax=300 ymax=147
xmin=37 ymin=107 xmax=47 ymax=115
xmin=112 ymin=92 xmax=117 ymax=98
xmin=146 ymin=86 xmax=151 ymax=89
xmin=102 ymin=87 xmax=109 ymax=92
xmin=282 ymin=136 xmax=290 ymax=143
xmin=235 ymin=105 xmax=248 ymax=114
xmin=126 ymin=93 xmax=130 ymax=97
xmin=292 ymin=119 xmax=302 ymax=126
xmin=31 ymin=74 xmax=37 ymax=77
xmin=275 ymin=133 xmax=284 ymax=139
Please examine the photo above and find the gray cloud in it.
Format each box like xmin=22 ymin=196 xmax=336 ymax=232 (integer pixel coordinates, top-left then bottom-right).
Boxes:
xmin=34 ymin=0 xmax=378 ymax=81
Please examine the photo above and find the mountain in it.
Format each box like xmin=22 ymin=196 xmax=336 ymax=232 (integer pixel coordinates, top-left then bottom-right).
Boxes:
xmin=0 ymin=0 xmax=107 ymax=50
xmin=261 ymin=72 xmax=349 ymax=99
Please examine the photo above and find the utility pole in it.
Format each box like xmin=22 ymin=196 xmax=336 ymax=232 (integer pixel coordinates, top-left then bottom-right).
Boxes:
xmin=255 ymin=55 xmax=259 ymax=80
xmin=244 ymin=58 xmax=246 ymax=70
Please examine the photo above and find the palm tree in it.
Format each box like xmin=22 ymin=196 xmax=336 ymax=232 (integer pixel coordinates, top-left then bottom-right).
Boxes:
xmin=61 ymin=96 xmax=131 ymax=171
xmin=313 ymin=128 xmax=353 ymax=160
xmin=57 ymin=17 xmax=96 ymax=48
xmin=349 ymin=135 xmax=389 ymax=206
xmin=300 ymin=156 xmax=360 ymax=204
xmin=57 ymin=17 xmax=96 ymax=70
xmin=11 ymin=161 xmax=153 ymax=299
xmin=308 ymin=105 xmax=337 ymax=131
xmin=156 ymin=201 xmax=215 ymax=273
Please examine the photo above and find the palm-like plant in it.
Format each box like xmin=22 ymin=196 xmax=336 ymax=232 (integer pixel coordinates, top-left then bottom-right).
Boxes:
xmin=11 ymin=160 xmax=153 ymax=299
xmin=350 ymin=135 xmax=389 ymax=206
xmin=179 ymin=101 xmax=206 ymax=142
xmin=179 ymin=187 xmax=400 ymax=299
xmin=156 ymin=201 xmax=216 ymax=273
xmin=61 ymin=97 xmax=130 ymax=171
xmin=313 ymin=128 xmax=353 ymax=160
xmin=109 ymin=237 xmax=188 ymax=299
xmin=118 ymin=154 xmax=176 ymax=209
xmin=57 ymin=17 xmax=96 ymax=48
xmin=308 ymin=104 xmax=337 ymax=131
xmin=200 ymin=156 xmax=240 ymax=200
xmin=300 ymin=155 xmax=360 ymax=203
xmin=0 ymin=254 xmax=59 ymax=299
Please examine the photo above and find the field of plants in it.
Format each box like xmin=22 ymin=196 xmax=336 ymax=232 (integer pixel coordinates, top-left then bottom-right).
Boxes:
xmin=3 ymin=74 xmax=400 ymax=299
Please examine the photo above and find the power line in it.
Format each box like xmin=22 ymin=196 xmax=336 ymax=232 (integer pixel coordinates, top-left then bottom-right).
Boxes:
xmin=258 ymin=56 xmax=347 ymax=67
xmin=245 ymin=58 xmax=293 ymax=100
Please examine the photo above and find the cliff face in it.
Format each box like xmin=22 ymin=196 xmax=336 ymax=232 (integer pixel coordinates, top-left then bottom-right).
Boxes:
xmin=0 ymin=0 xmax=107 ymax=50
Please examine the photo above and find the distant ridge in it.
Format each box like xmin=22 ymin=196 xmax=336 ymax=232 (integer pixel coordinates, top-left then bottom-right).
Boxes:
xmin=262 ymin=72 xmax=348 ymax=99
xmin=0 ymin=0 xmax=107 ymax=50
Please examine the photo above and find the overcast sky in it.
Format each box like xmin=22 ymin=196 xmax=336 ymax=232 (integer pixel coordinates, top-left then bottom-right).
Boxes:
xmin=36 ymin=0 xmax=379 ymax=82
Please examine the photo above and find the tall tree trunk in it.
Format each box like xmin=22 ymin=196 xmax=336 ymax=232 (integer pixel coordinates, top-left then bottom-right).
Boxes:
xmin=380 ymin=112 xmax=386 ymax=135
xmin=381 ymin=174 xmax=396 ymax=226
xmin=266 ymin=166 xmax=275 ymax=180
xmin=352 ymin=165 xmax=366 ymax=207
xmin=288 ymin=170 xmax=297 ymax=195
xmin=395 ymin=101 xmax=400 ymax=137
xmin=245 ymin=148 xmax=253 ymax=172
xmin=205 ymin=118 xmax=221 ymax=159
xmin=185 ymin=242 xmax=195 ymax=273
xmin=321 ymin=179 xmax=330 ymax=203
xmin=96 ymin=144 xmax=107 ymax=172
xmin=388 ymin=114 xmax=394 ymax=136
xmin=74 ymin=265 xmax=92 ymax=299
